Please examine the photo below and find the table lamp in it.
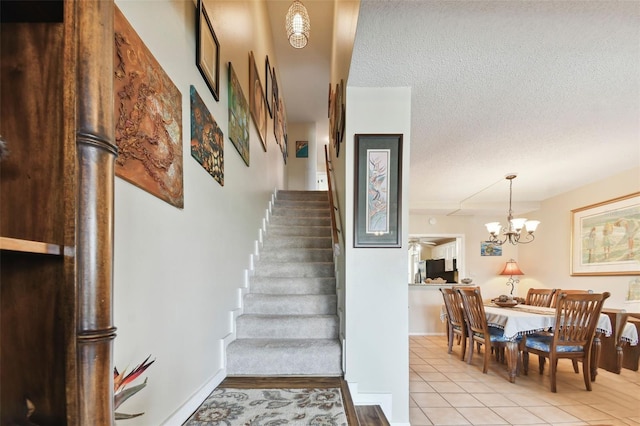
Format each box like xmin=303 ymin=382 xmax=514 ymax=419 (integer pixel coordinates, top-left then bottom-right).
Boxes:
xmin=500 ymin=259 xmax=523 ymax=295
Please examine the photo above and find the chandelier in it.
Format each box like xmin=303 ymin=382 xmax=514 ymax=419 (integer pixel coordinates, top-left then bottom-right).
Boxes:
xmin=286 ymin=0 xmax=310 ymax=49
xmin=485 ymin=175 xmax=540 ymax=245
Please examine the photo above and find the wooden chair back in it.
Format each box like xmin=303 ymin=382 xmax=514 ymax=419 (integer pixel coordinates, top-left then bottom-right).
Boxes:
xmin=550 ymin=289 xmax=592 ymax=307
xmin=525 ymin=288 xmax=556 ymax=307
xmin=552 ymin=292 xmax=610 ymax=351
xmin=440 ymin=287 xmax=465 ymax=329
xmin=457 ymin=287 xmax=489 ymax=338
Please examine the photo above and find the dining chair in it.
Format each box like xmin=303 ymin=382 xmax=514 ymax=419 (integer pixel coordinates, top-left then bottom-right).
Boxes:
xmin=550 ymin=289 xmax=592 ymax=308
xmin=522 ymin=291 xmax=610 ymax=392
xmin=524 ymin=288 xmax=556 ymax=307
xmin=440 ymin=287 xmax=467 ymax=361
xmin=456 ymin=286 xmax=514 ymax=374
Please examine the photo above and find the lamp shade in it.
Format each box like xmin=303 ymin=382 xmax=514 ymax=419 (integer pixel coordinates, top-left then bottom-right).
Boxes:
xmin=500 ymin=259 xmax=524 ymax=276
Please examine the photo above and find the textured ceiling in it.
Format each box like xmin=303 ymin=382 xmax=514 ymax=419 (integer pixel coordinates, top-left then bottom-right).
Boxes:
xmin=348 ymin=0 xmax=640 ymax=216
xmin=271 ymin=1 xmax=639 ymax=216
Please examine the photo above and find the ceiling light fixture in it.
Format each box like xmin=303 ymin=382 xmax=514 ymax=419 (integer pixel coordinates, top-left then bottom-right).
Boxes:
xmin=485 ymin=174 xmax=540 ymax=245
xmin=285 ymin=0 xmax=310 ymax=49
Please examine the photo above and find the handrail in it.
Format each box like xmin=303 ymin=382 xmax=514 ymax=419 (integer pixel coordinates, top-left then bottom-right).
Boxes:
xmin=324 ymin=144 xmax=341 ymax=256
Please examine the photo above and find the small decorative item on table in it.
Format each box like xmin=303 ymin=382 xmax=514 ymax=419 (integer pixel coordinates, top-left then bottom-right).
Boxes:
xmin=492 ymin=295 xmax=519 ymax=307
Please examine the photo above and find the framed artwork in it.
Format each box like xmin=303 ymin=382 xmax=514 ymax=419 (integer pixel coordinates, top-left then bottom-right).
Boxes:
xmin=196 ymin=0 xmax=219 ymax=101
xmin=295 ymin=141 xmax=308 ymax=158
xmin=114 ymin=6 xmax=183 ymax=209
xmin=480 ymin=242 xmax=502 ymax=256
xmin=249 ymin=51 xmax=267 ymax=151
xmin=227 ymin=62 xmax=250 ymax=166
xmin=571 ymin=192 xmax=640 ymax=276
xmin=190 ymin=86 xmax=223 ymax=186
xmin=282 ymin=134 xmax=288 ymax=165
xmin=353 ymin=134 xmax=403 ymax=248
xmin=265 ymin=56 xmax=273 ymax=118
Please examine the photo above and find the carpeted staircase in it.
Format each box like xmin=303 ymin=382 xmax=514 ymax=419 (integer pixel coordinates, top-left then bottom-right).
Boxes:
xmin=226 ymin=190 xmax=342 ymax=376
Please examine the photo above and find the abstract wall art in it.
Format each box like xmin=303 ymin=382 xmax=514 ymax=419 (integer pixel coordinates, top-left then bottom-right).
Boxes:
xmin=190 ymin=86 xmax=224 ymax=186
xmin=114 ymin=6 xmax=184 ymax=208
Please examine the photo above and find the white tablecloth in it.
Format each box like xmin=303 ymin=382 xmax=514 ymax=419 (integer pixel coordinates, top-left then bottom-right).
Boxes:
xmin=621 ymin=321 xmax=639 ymax=346
xmin=484 ymin=304 xmax=612 ymax=340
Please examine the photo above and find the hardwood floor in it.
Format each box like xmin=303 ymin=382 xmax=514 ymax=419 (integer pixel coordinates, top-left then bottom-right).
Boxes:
xmin=219 ymin=376 xmax=389 ymax=425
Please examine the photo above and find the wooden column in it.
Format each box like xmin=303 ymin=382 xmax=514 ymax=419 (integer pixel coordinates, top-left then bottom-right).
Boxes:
xmin=74 ymin=0 xmax=117 ymax=424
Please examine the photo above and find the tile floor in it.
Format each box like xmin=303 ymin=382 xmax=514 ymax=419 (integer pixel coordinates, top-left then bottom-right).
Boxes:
xmin=409 ymin=335 xmax=640 ymax=426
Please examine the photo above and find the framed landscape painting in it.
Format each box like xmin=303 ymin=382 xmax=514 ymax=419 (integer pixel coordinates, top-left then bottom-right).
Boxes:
xmin=353 ymin=134 xmax=403 ymax=248
xmin=571 ymin=192 xmax=640 ymax=276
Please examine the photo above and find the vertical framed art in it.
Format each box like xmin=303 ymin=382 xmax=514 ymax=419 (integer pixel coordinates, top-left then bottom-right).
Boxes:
xmin=265 ymin=55 xmax=273 ymax=118
xmin=249 ymin=51 xmax=267 ymax=151
xmin=354 ymin=134 xmax=403 ymax=248
xmin=196 ymin=0 xmax=220 ymax=101
xmin=228 ymin=62 xmax=250 ymax=166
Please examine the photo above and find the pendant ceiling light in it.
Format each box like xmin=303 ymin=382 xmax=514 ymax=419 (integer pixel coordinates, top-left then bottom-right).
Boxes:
xmin=485 ymin=174 xmax=540 ymax=245
xmin=286 ymin=0 xmax=310 ymax=49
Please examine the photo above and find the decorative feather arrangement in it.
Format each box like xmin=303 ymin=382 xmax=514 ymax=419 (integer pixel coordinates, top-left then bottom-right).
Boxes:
xmin=113 ymin=355 xmax=155 ymax=420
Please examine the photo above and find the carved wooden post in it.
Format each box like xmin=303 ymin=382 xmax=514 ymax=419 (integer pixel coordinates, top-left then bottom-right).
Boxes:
xmin=75 ymin=0 xmax=117 ymax=423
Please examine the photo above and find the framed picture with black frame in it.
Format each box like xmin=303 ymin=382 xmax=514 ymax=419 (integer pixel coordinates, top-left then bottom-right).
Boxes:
xmin=196 ymin=0 xmax=220 ymax=101
xmin=354 ymin=134 xmax=403 ymax=248
xmin=265 ymin=55 xmax=274 ymax=118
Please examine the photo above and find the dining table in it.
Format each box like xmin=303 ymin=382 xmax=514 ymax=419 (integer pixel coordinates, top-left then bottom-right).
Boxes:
xmin=483 ymin=303 xmax=612 ymax=384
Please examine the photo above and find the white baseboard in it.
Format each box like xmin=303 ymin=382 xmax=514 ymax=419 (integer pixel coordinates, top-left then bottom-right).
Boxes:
xmin=347 ymin=381 xmax=393 ymax=421
xmin=160 ymin=368 xmax=226 ymax=426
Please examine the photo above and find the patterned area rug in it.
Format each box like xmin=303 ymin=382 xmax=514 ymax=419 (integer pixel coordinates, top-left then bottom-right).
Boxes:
xmin=183 ymin=387 xmax=348 ymax=426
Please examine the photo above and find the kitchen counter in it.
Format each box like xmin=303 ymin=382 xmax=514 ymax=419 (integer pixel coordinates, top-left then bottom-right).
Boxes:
xmin=408 ymin=283 xmax=463 ymax=334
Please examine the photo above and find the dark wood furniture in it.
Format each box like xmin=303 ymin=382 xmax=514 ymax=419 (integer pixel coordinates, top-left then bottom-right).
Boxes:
xmin=598 ymin=308 xmax=627 ymax=374
xmin=440 ymin=287 xmax=467 ymax=361
xmin=621 ymin=313 xmax=640 ymax=371
xmin=522 ymin=292 xmax=610 ymax=392
xmin=1 ymin=1 xmax=116 ymax=424
xmin=524 ymin=288 xmax=556 ymax=307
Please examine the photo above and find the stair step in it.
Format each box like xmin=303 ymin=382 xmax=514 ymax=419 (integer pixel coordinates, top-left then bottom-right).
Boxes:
xmin=236 ymin=314 xmax=339 ymax=339
xmin=276 ymin=190 xmax=329 ymax=201
xmin=227 ymin=190 xmax=342 ymax=377
xmin=226 ymin=338 xmax=342 ymax=376
xmin=253 ymin=262 xmax=335 ymax=278
xmin=263 ymin=236 xmax=332 ymax=249
xmin=271 ymin=206 xmax=330 ymax=218
xmin=244 ymin=294 xmax=337 ymax=315
xmin=249 ymin=277 xmax=336 ymax=295
xmin=269 ymin=215 xmax=331 ymax=227
xmin=260 ymin=248 xmax=333 ymax=263
xmin=268 ymin=225 xmax=331 ymax=237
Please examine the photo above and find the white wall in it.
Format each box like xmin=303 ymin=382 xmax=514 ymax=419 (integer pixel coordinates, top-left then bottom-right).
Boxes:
xmin=344 ymin=87 xmax=411 ymax=425
xmin=113 ymin=1 xmax=285 ymax=424
xmin=286 ymin=122 xmax=317 ymax=190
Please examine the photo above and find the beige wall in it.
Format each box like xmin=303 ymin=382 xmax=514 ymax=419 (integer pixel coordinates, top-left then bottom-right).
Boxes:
xmin=521 ymin=166 xmax=640 ymax=309
xmin=410 ymin=167 xmax=640 ymax=309
xmin=113 ymin=1 xmax=286 ymax=424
